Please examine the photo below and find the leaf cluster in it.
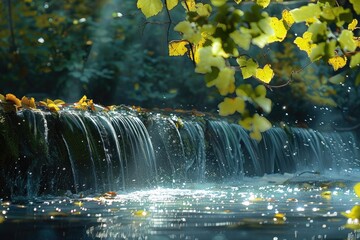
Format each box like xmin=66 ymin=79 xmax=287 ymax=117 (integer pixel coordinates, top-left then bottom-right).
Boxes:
xmin=137 ymin=0 xmax=360 ymax=140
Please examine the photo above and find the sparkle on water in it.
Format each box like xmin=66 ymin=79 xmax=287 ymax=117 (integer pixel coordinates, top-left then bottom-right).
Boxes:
xmin=1 ymin=173 xmax=360 ymax=240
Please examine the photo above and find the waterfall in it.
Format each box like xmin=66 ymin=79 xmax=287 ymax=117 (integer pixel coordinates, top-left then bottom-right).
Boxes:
xmin=0 ymin=108 xmax=359 ymax=198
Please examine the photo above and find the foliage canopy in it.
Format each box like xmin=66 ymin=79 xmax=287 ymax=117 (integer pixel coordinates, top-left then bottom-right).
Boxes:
xmin=138 ymin=0 xmax=359 ymax=140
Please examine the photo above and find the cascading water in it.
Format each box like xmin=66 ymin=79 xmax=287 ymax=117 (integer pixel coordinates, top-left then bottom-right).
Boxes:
xmin=1 ymin=107 xmax=360 ymax=240
xmin=0 ymin=107 xmax=359 ymax=198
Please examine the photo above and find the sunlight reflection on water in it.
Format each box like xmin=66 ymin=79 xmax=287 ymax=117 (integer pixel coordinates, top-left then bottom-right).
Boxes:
xmin=1 ymin=173 xmax=360 ymax=239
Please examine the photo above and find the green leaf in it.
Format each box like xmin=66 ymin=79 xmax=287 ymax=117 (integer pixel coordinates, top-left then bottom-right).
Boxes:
xmin=137 ymin=0 xmax=163 ymax=18
xmin=308 ymin=22 xmax=327 ymax=43
xmin=230 ymin=30 xmax=251 ymax=50
xmin=236 ymin=56 xmax=258 ymax=79
xmin=350 ymin=53 xmax=360 ymax=68
xmin=206 ymin=67 xmax=236 ymax=96
xmin=310 ymin=42 xmax=325 ymax=61
xmin=205 ymin=67 xmax=220 ymax=83
xmin=355 ymin=73 xmax=360 ymax=86
xmin=350 ymin=0 xmax=360 ymax=14
xmin=253 ymin=113 xmax=272 ymax=132
xmin=329 ymin=73 xmax=345 ymax=84
xmin=338 ymin=30 xmax=356 ymax=52
xmin=290 ymin=4 xmax=321 ymax=22
xmin=254 ymin=97 xmax=272 ymax=113
xmin=211 ymin=0 xmax=226 ymax=7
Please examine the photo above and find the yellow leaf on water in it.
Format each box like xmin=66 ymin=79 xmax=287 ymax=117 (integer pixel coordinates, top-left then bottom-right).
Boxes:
xmin=348 ymin=19 xmax=358 ymax=31
xmin=137 ymin=0 xmax=163 ymax=18
xmin=255 ymin=64 xmax=274 ymax=84
xmin=74 ymin=201 xmax=83 ymax=207
xmin=328 ymin=55 xmax=347 ymax=71
xmin=342 ymin=205 xmax=360 ymax=219
xmin=354 ymin=182 xmax=360 ymax=198
xmin=133 ymin=210 xmax=150 ymax=217
xmin=169 ymin=40 xmax=190 ymax=56
xmin=321 ymin=191 xmax=332 ymax=200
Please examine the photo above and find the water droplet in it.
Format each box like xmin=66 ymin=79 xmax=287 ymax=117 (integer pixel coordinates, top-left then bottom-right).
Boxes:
xmin=38 ymin=37 xmax=45 ymax=43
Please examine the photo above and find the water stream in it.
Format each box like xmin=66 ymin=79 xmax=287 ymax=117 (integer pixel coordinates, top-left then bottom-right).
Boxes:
xmin=0 ymin=108 xmax=359 ymax=239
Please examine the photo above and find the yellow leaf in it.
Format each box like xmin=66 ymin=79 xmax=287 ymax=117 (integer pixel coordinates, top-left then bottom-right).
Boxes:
xmin=255 ymin=64 xmax=274 ymax=84
xmin=256 ymin=0 xmax=270 ymax=8
xmin=239 ymin=117 xmax=252 ymax=130
xmin=133 ymin=210 xmax=150 ymax=217
xmin=348 ymin=19 xmax=358 ymax=31
xmin=273 ymin=213 xmax=286 ymax=223
xmin=182 ymin=0 xmax=196 ymax=11
xmin=321 ymin=191 xmax=332 ymax=200
xmin=47 ymin=103 xmax=60 ymax=112
xmin=268 ymin=17 xmax=287 ymax=43
xmin=236 ymin=56 xmax=258 ymax=79
xmin=250 ymin=130 xmax=262 ymax=141
xmin=343 ymin=222 xmax=360 ymax=230
xmin=166 ymin=0 xmax=178 ymax=10
xmin=168 ymin=40 xmax=190 ymax=56
xmin=54 ymin=99 xmax=66 ymax=105
xmin=218 ymin=97 xmax=245 ymax=116
xmin=137 ymin=0 xmax=163 ymax=18
xmin=77 ymin=95 xmax=87 ymax=104
xmin=234 ymin=0 xmax=242 ymax=3
xmin=342 ymin=205 xmax=360 ymax=219
xmin=5 ymin=93 xmax=22 ymax=108
xmin=0 ymin=94 xmax=5 ymax=102
xmin=282 ymin=9 xmax=294 ymax=28
xmin=354 ymin=182 xmax=360 ymax=198
xmin=21 ymin=96 xmax=36 ymax=109
xmin=328 ymin=55 xmax=347 ymax=71
xmin=294 ymin=32 xmax=315 ymax=55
